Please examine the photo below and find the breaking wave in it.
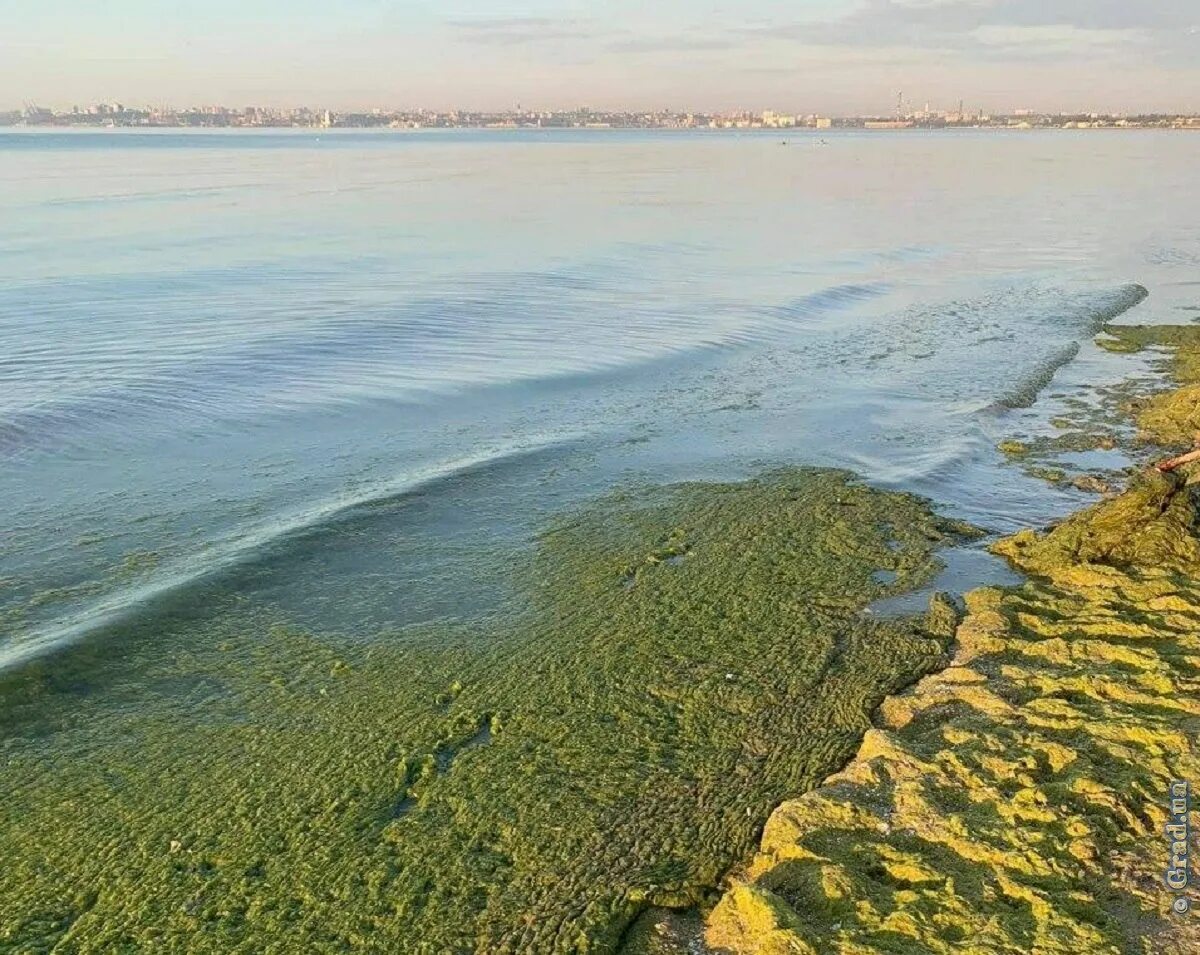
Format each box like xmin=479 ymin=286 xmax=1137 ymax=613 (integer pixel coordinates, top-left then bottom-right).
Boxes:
xmin=991 ymin=283 xmax=1147 ymax=410
xmin=0 ymin=435 xmax=583 ymax=671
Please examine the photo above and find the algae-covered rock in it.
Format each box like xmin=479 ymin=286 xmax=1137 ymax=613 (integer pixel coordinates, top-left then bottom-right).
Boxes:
xmin=997 ymin=440 xmax=1031 ymax=458
xmin=924 ymin=592 xmax=962 ymax=642
xmin=1100 ymin=323 xmax=1200 ymax=373
xmin=1100 ymin=324 xmax=1200 ymax=446
xmin=994 ymin=469 xmax=1200 ymax=577
xmin=706 ymin=884 xmax=817 ymax=955
xmin=1133 ymin=383 xmax=1200 ymax=448
xmin=699 ymin=509 xmax=1200 ymax=952
xmin=695 ymin=326 xmax=1200 ymax=955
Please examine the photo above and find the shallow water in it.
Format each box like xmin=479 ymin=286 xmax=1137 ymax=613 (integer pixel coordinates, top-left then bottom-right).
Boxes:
xmin=2 ymin=128 xmax=1199 ymax=667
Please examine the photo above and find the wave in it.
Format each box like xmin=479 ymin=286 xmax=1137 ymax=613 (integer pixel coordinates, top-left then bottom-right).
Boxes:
xmin=990 ymin=283 xmax=1147 ymax=410
xmin=759 ymin=283 xmax=888 ymax=323
xmin=0 ymin=279 xmax=1153 ymax=668
xmin=0 ymin=435 xmax=584 ymax=672
xmin=0 ymin=273 xmax=890 ymax=457
xmin=991 ymin=342 xmax=1081 ymax=410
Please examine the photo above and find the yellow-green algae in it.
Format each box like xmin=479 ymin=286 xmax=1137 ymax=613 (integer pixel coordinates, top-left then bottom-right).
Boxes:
xmin=699 ymin=327 xmax=1200 ymax=955
xmin=1100 ymin=323 xmax=1200 ymax=447
xmin=0 ymin=469 xmax=965 ymax=954
xmin=995 ymin=376 xmax=1138 ymax=496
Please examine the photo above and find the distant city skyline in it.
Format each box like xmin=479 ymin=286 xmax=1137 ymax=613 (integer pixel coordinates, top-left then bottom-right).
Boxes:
xmin=8 ymin=103 xmax=1200 ymax=130
xmin=3 ymin=1 xmax=1198 ymax=114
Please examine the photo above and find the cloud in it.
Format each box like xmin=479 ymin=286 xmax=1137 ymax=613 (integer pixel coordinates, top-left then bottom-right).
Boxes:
xmin=747 ymin=0 xmax=1196 ymax=61
xmin=448 ymin=16 xmax=604 ymax=47
xmin=830 ymin=0 xmax=1192 ymax=36
xmin=606 ymin=36 xmax=738 ymax=54
xmin=440 ymin=3 xmax=1196 ymax=83
xmin=447 ymin=15 xmax=745 ymax=61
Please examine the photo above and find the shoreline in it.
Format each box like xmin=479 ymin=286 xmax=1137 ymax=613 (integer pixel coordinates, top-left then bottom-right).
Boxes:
xmin=0 ymin=469 xmax=969 ymax=953
xmin=682 ymin=323 xmax=1200 ymax=954
xmin=2 ymin=322 xmax=1197 ymax=951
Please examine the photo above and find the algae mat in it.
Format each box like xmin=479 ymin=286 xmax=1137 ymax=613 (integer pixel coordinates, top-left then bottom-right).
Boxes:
xmin=697 ymin=328 xmax=1200 ymax=955
xmin=0 ymin=469 xmax=964 ymax=953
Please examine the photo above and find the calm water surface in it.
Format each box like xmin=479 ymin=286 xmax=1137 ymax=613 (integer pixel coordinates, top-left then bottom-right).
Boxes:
xmin=2 ymin=128 xmax=1197 ymax=667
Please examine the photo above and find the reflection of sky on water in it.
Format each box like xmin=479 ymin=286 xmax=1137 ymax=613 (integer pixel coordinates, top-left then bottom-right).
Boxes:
xmin=1 ymin=129 xmax=1198 ymax=664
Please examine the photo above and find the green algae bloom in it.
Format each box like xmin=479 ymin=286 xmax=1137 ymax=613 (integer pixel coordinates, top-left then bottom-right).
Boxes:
xmin=689 ymin=325 xmax=1200 ymax=955
xmin=0 ymin=470 xmax=963 ymax=954
xmin=699 ymin=476 xmax=1200 ymax=955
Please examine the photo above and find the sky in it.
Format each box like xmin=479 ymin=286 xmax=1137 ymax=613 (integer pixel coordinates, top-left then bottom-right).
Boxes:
xmin=3 ymin=1 xmax=1198 ymax=114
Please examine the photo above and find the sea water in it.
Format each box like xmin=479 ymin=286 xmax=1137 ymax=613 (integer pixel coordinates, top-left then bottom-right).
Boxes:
xmin=2 ymin=127 xmax=1197 ymax=667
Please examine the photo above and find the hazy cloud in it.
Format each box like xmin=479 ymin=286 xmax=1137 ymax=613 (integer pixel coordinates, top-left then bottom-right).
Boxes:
xmin=448 ymin=16 xmax=605 ymax=47
xmin=448 ymin=16 xmax=738 ymax=57
xmin=607 ymin=36 xmax=738 ymax=54
xmin=7 ymin=2 xmax=1198 ymax=113
xmin=448 ymin=4 xmax=1196 ymax=65
xmin=755 ymin=0 xmax=1197 ymax=59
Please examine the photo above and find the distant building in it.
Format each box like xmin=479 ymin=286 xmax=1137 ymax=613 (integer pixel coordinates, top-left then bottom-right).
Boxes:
xmin=761 ymin=111 xmax=797 ymax=128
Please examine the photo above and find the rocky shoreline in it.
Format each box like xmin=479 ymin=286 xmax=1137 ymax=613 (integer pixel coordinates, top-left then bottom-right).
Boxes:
xmin=693 ymin=323 xmax=1200 ymax=954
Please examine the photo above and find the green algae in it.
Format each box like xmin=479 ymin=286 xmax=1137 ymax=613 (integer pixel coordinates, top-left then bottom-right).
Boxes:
xmin=1025 ymin=465 xmax=1067 ymax=485
xmin=990 ymin=344 xmax=1147 ymax=495
xmin=997 ymin=440 xmax=1031 ymax=459
xmin=995 ymin=469 xmax=1200 ymax=577
xmin=995 ymin=344 xmax=1160 ymax=493
xmin=702 ymin=494 xmax=1200 ymax=953
xmin=1099 ymin=323 xmax=1200 ymax=447
xmin=1002 ymin=429 xmax=1129 ymax=496
xmin=0 ymin=469 xmax=965 ymax=954
xmin=1099 ymin=323 xmax=1200 ymax=368
xmin=695 ymin=328 xmax=1200 ymax=955
xmin=705 ymin=503 xmax=1200 ymax=950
